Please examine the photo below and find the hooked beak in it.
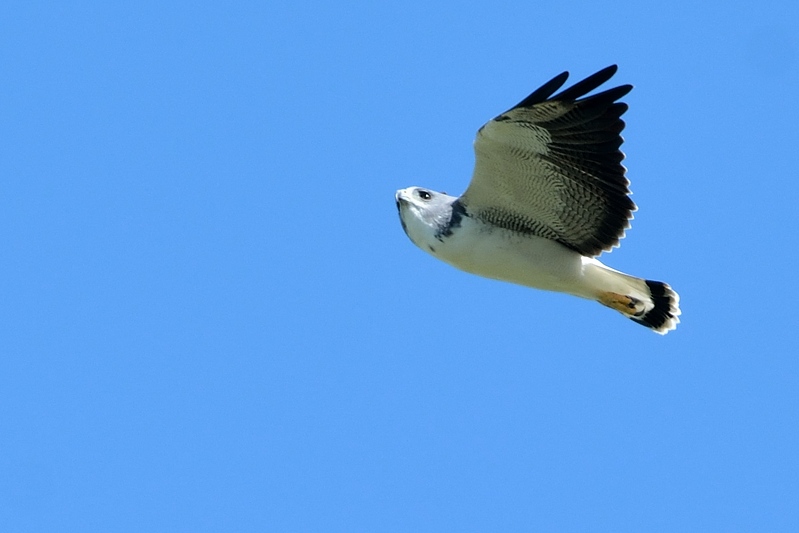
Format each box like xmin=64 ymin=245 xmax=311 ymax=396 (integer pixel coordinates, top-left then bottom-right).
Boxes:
xmin=395 ymin=189 xmax=409 ymax=210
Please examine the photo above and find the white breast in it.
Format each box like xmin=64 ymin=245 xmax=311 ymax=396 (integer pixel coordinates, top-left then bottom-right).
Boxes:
xmin=429 ymin=216 xmax=592 ymax=297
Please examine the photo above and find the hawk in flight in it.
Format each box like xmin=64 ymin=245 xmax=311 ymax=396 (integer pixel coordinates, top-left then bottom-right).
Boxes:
xmin=396 ymin=65 xmax=680 ymax=334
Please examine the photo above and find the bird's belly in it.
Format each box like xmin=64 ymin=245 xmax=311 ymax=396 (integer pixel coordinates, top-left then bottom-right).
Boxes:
xmin=434 ymin=224 xmax=586 ymax=295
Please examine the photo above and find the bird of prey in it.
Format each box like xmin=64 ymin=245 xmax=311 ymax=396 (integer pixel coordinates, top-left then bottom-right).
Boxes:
xmin=395 ymin=65 xmax=680 ymax=334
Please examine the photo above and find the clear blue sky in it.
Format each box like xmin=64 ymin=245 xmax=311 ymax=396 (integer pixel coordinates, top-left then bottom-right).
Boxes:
xmin=2 ymin=1 xmax=798 ymax=531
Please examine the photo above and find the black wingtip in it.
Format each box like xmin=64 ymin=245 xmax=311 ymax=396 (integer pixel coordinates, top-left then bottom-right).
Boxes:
xmin=552 ymin=65 xmax=620 ymax=101
xmin=511 ymin=65 xmax=628 ymax=111
xmin=512 ymin=71 xmax=569 ymax=109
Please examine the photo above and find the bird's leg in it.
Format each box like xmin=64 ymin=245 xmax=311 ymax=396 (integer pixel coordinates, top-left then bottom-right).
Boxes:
xmin=597 ymin=291 xmax=645 ymax=317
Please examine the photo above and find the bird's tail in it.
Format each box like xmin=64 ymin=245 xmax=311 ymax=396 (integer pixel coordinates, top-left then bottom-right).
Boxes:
xmin=586 ymin=262 xmax=681 ymax=334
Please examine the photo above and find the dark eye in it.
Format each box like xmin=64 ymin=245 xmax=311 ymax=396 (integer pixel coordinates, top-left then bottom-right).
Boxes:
xmin=417 ymin=190 xmax=432 ymax=200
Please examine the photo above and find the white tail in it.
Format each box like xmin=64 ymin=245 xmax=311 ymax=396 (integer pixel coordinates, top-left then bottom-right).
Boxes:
xmin=585 ymin=262 xmax=681 ymax=334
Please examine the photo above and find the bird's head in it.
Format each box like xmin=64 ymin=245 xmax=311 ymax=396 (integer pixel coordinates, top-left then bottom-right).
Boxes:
xmin=395 ymin=187 xmax=459 ymax=251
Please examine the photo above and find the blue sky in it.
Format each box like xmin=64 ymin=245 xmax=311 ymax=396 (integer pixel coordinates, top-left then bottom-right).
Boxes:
xmin=2 ymin=1 xmax=798 ymax=531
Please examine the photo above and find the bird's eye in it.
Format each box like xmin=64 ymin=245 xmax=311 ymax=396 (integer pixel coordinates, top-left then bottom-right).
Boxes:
xmin=417 ymin=190 xmax=432 ymax=200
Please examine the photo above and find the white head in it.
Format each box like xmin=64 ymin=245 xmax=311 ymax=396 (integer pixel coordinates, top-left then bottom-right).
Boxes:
xmin=395 ymin=187 xmax=460 ymax=252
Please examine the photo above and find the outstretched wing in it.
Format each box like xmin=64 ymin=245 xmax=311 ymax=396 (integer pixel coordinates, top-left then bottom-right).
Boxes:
xmin=459 ymin=65 xmax=636 ymax=257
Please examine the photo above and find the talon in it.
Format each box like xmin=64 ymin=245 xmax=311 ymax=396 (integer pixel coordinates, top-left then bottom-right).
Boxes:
xmin=598 ymin=292 xmax=639 ymax=316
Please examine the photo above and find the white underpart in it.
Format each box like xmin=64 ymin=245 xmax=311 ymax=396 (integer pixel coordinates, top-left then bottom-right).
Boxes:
xmin=432 ymin=214 xmax=627 ymax=301
xmin=398 ymin=190 xmax=657 ymax=316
